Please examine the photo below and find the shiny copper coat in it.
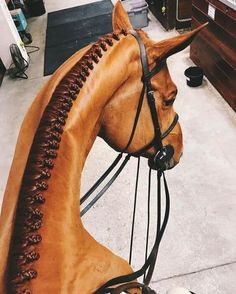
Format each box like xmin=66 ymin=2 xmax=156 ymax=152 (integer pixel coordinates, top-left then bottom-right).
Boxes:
xmin=0 ymin=2 xmax=206 ymax=293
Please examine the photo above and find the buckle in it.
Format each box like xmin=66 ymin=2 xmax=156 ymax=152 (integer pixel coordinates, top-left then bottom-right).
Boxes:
xmin=148 ymin=145 xmax=174 ymax=171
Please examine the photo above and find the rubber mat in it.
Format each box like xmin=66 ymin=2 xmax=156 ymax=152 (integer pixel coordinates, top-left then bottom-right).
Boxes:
xmin=44 ymin=0 xmax=113 ymax=76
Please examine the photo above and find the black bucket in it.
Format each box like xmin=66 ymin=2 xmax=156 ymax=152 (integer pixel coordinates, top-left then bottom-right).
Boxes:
xmin=25 ymin=0 xmax=46 ymax=17
xmin=184 ymin=66 xmax=204 ymax=87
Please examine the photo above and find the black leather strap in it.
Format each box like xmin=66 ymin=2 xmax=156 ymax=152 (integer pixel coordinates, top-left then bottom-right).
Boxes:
xmin=80 ymin=154 xmax=131 ymax=217
xmin=130 ymin=113 xmax=179 ymax=158
xmin=110 ymin=282 xmax=157 ymax=294
xmin=122 ymin=84 xmax=146 ymax=151
xmin=80 ymin=153 xmax=123 ymax=205
xmin=93 ymin=172 xmax=170 ymax=294
xmin=146 ymin=89 xmax=163 ymax=150
xmin=142 ymin=60 xmax=166 ymax=82
xmin=130 ymin=30 xmax=163 ymax=152
xmin=161 ymin=113 xmax=179 ymax=139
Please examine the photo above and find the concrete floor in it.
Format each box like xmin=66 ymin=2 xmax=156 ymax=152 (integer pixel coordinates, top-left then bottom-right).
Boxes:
xmin=0 ymin=0 xmax=236 ymax=293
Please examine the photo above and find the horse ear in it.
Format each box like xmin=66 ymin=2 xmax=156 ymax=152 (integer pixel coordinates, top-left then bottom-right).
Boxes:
xmin=112 ymin=1 xmax=133 ymax=31
xmin=148 ymin=23 xmax=208 ymax=62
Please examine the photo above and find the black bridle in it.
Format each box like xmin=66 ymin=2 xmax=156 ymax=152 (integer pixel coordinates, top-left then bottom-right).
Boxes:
xmin=128 ymin=30 xmax=179 ymax=171
xmin=81 ymin=30 xmax=180 ymax=293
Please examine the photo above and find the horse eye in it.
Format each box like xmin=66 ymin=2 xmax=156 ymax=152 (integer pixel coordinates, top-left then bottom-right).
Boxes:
xmin=163 ymin=98 xmax=175 ymax=106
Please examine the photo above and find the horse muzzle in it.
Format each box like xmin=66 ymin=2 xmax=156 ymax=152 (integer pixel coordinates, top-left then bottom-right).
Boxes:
xmin=148 ymin=144 xmax=175 ymax=171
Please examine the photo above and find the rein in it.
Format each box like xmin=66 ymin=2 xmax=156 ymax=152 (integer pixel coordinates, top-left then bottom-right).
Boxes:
xmin=81 ymin=30 xmax=179 ymax=293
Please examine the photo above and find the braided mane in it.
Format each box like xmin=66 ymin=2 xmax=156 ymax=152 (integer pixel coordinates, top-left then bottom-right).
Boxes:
xmin=7 ymin=30 xmax=128 ymax=294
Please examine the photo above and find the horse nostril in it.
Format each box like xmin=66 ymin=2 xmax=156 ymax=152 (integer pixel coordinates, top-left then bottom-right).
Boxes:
xmin=163 ymin=98 xmax=175 ymax=106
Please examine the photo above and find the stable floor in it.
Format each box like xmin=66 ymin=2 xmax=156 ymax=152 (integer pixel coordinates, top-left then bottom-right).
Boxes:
xmin=0 ymin=1 xmax=236 ymax=293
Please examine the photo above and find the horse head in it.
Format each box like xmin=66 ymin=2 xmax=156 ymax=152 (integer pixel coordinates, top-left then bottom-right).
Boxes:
xmin=99 ymin=1 xmax=206 ymax=171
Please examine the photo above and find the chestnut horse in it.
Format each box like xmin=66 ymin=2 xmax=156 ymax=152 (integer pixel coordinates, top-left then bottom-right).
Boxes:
xmin=0 ymin=2 xmax=205 ymax=293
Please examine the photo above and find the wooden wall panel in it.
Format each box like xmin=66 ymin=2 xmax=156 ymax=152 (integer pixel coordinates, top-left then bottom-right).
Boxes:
xmin=176 ymin=0 xmax=192 ymax=28
xmin=178 ymin=0 xmax=192 ymax=19
xmin=192 ymin=0 xmax=236 ymax=37
xmin=147 ymin=0 xmax=176 ymax=30
xmin=190 ymin=2 xmax=236 ymax=111
xmin=147 ymin=0 xmax=192 ymax=30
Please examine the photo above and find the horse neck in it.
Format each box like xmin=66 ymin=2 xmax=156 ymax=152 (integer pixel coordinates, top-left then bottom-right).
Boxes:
xmin=7 ymin=32 xmax=137 ymax=290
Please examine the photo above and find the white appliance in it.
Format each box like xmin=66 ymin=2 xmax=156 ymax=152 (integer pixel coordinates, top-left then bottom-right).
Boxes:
xmin=0 ymin=0 xmax=28 ymax=69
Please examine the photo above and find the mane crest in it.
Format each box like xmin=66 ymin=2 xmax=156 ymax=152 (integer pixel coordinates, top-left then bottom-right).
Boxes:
xmin=7 ymin=30 xmax=128 ymax=294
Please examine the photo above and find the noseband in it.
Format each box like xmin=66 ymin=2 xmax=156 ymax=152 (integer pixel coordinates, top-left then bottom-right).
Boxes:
xmin=81 ymin=30 xmax=180 ymax=293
